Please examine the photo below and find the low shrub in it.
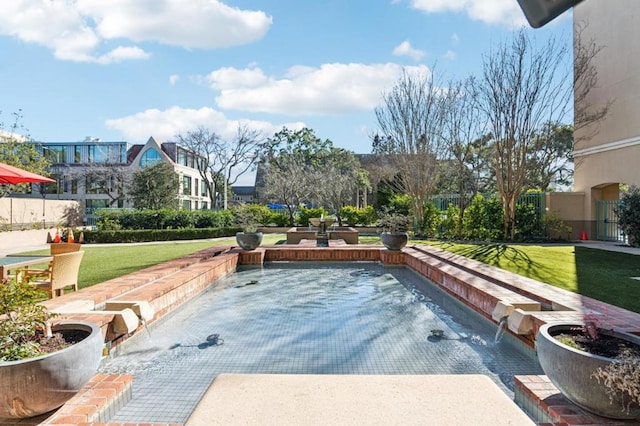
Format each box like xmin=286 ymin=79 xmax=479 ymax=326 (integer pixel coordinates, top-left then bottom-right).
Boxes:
xmin=81 ymin=227 xmax=240 ymax=243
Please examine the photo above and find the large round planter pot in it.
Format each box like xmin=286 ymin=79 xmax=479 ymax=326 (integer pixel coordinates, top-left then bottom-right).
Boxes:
xmin=381 ymin=232 xmax=408 ymax=251
xmin=0 ymin=321 xmax=103 ymax=419
xmin=236 ymin=232 xmax=263 ymax=250
xmin=536 ymin=322 xmax=640 ymax=420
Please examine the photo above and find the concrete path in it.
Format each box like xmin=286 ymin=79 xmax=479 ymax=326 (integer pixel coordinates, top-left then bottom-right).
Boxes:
xmin=186 ymin=374 xmax=535 ymax=426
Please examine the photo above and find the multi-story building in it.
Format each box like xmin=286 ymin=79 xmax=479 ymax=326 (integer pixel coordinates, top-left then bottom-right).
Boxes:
xmin=27 ymin=136 xmax=212 ymax=225
xmin=572 ymin=0 xmax=640 ymax=240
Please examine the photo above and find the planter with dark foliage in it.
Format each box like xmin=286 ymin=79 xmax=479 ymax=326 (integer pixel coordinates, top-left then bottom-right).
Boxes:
xmin=536 ymin=322 xmax=640 ymax=420
xmin=0 ymin=321 xmax=103 ymax=419
xmin=380 ymin=232 xmax=409 ymax=250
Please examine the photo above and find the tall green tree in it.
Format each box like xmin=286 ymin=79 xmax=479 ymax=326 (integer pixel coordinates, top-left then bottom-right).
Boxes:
xmin=128 ymin=162 xmax=179 ymax=210
xmin=0 ymin=110 xmax=50 ymax=197
xmin=259 ymin=127 xmax=367 ymax=223
xmin=525 ymin=123 xmax=574 ymax=191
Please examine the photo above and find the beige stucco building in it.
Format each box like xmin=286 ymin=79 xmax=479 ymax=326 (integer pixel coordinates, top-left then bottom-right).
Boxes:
xmin=571 ymin=0 xmax=640 ymax=240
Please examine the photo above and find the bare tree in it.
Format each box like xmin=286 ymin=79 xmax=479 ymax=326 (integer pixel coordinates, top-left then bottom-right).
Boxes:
xmin=477 ymin=30 xmax=573 ymax=240
xmin=312 ymin=148 xmax=363 ymax=225
xmin=374 ymin=68 xmax=449 ymax=235
xmin=440 ymin=76 xmax=489 ymax=218
xmin=176 ymin=124 xmax=264 ymax=208
xmin=477 ymin=28 xmax=608 ymax=240
xmin=261 ymin=153 xmax=312 ymax=226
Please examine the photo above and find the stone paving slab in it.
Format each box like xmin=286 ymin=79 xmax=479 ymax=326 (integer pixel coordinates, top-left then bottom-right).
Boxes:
xmin=186 ymin=374 xmax=536 ymax=426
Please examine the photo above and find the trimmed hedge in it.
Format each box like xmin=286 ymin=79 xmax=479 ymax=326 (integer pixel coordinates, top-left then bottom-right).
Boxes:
xmin=81 ymin=227 xmax=241 ymax=243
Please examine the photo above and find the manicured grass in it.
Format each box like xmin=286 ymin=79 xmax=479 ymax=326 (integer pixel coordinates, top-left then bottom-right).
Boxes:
xmin=424 ymin=241 xmax=640 ymax=314
xmin=20 ymin=234 xmax=287 ymax=289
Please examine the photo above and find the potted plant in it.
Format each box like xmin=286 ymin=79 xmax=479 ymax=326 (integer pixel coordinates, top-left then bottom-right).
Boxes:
xmin=232 ymin=203 xmax=263 ymax=250
xmin=0 ymin=278 xmax=103 ymax=419
xmin=536 ymin=319 xmax=640 ymax=420
xmin=378 ymin=207 xmax=409 ymax=250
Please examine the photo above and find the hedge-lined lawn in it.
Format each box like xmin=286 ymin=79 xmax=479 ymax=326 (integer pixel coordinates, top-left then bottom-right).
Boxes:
xmin=425 ymin=241 xmax=640 ymax=314
xmin=20 ymin=234 xmax=286 ymax=289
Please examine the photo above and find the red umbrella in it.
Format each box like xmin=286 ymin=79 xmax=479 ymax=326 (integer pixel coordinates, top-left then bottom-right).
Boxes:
xmin=0 ymin=161 xmax=55 ymax=185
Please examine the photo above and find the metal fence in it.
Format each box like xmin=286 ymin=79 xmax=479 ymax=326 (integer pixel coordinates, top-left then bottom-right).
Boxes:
xmin=595 ymin=199 xmax=625 ymax=242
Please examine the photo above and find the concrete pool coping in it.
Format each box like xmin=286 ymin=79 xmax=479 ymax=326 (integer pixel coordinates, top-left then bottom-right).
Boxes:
xmin=186 ymin=374 xmax=535 ymax=426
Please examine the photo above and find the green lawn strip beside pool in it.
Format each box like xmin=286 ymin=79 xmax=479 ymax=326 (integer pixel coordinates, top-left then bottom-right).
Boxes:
xmin=425 ymin=241 xmax=640 ymax=314
xmin=17 ymin=234 xmax=286 ymax=289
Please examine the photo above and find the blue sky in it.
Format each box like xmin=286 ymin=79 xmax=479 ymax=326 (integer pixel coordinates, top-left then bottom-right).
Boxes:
xmin=0 ymin=1 xmax=572 ymax=184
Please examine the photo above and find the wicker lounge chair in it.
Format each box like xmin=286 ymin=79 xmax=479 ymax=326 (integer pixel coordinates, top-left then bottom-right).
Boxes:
xmin=28 ymin=251 xmax=85 ymax=299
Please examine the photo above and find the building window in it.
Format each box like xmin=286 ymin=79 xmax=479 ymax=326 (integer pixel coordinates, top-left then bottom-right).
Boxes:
xmin=41 ymin=176 xmax=62 ymax=194
xmin=86 ymin=176 xmax=107 ymax=194
xmin=201 ymin=180 xmax=207 ymax=197
xmin=43 ymin=146 xmax=66 ymax=163
xmin=182 ymin=199 xmax=191 ymax=210
xmin=74 ymin=146 xmax=82 ymax=163
xmin=182 ymin=176 xmax=192 ymax=195
xmin=85 ymin=199 xmax=109 ymax=215
xmin=140 ymin=148 xmax=163 ymax=167
xmin=201 ymin=201 xmax=208 ymax=210
xmin=71 ymin=177 xmax=78 ymax=194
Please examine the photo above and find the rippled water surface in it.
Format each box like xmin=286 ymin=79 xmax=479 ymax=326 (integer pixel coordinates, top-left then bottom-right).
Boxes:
xmin=100 ymin=262 xmax=542 ymax=423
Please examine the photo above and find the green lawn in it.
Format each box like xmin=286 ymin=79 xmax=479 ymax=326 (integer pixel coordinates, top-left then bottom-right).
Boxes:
xmin=422 ymin=241 xmax=640 ymax=314
xmin=17 ymin=235 xmax=640 ymax=314
xmin=19 ymin=234 xmax=287 ymax=289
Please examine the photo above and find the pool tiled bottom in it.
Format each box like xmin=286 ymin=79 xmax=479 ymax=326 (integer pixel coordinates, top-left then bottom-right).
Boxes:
xmin=100 ymin=262 xmax=542 ymax=424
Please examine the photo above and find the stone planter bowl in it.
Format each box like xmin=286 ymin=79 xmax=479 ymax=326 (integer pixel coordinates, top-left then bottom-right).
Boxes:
xmin=536 ymin=322 xmax=640 ymax=420
xmin=0 ymin=321 xmax=103 ymax=419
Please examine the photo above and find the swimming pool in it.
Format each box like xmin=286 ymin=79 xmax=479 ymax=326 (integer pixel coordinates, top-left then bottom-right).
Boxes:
xmin=99 ymin=262 xmax=543 ymax=423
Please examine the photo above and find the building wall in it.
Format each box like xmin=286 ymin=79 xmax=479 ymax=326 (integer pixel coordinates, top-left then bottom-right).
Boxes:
xmin=573 ymin=1 xmax=640 ymax=225
xmin=0 ymin=197 xmax=81 ymax=230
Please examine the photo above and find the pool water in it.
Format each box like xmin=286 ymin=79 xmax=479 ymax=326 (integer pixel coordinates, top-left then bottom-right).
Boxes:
xmin=100 ymin=262 xmax=543 ymax=423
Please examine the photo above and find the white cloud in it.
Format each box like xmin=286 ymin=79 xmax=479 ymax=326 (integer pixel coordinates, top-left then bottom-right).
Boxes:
xmin=0 ymin=0 xmax=271 ymax=63
xmin=204 ymin=63 xmax=431 ymax=116
xmin=105 ymin=106 xmax=303 ymax=143
xmin=392 ymin=40 xmax=426 ymax=61
xmin=451 ymin=33 xmax=460 ymax=44
xmin=409 ymin=0 xmax=527 ymax=27
xmin=78 ymin=0 xmax=272 ymax=49
xmin=96 ymin=46 xmax=151 ymax=64
xmin=443 ymin=50 xmax=456 ymax=60
xmin=169 ymin=75 xmax=180 ymax=85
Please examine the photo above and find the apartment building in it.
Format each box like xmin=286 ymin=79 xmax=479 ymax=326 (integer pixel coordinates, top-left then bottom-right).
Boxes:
xmin=26 ymin=136 xmax=211 ymax=225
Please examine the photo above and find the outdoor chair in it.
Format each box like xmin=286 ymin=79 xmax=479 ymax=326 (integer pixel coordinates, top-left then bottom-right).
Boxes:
xmin=19 ymin=243 xmax=83 ymax=281
xmin=50 ymin=242 xmax=83 ymax=255
xmin=26 ymin=251 xmax=85 ymax=299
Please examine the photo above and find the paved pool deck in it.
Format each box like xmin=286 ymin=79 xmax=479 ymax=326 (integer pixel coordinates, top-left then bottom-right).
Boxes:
xmin=186 ymin=374 xmax=535 ymax=426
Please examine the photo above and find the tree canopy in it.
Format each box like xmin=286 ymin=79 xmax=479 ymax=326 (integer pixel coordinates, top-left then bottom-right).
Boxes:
xmin=128 ymin=162 xmax=179 ymax=210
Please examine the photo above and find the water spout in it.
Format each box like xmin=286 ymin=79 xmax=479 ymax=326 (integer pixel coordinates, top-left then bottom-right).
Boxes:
xmin=494 ymin=316 xmax=508 ymax=344
xmin=140 ymin=318 xmax=152 ymax=340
